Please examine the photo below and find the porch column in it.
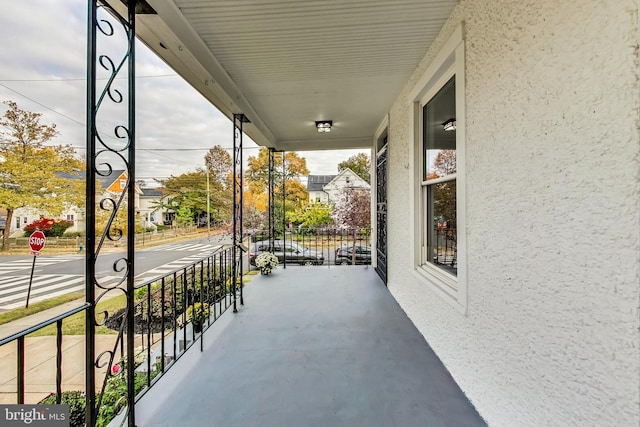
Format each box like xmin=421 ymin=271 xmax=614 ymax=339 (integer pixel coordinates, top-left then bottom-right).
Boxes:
xmin=86 ymin=1 xmax=137 ymax=426
xmin=233 ymin=114 xmax=248 ymax=309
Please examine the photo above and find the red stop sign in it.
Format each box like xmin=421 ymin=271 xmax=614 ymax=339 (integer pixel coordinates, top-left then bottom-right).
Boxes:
xmin=29 ymin=230 xmax=46 ymax=254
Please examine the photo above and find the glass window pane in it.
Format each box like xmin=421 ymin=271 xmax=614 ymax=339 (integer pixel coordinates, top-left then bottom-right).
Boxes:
xmin=427 ymin=180 xmax=457 ymax=275
xmin=423 ymin=77 xmax=456 ymax=181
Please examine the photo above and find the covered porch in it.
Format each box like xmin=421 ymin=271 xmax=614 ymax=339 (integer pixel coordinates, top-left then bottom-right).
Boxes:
xmin=135 ymin=266 xmax=486 ymax=427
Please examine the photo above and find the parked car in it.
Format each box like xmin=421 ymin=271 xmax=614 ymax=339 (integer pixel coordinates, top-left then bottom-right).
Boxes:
xmin=249 ymin=240 xmax=325 ymax=266
xmin=334 ymin=244 xmax=372 ymax=265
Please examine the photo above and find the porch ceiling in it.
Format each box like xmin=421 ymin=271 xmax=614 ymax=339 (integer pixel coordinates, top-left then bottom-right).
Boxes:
xmin=133 ymin=0 xmax=457 ymax=151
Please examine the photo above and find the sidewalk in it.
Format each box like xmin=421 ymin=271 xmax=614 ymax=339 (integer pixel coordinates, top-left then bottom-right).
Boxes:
xmin=0 ymin=299 xmax=118 ymax=404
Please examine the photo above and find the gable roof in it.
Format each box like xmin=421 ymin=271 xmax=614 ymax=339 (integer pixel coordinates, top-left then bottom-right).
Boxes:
xmin=324 ymin=168 xmax=370 ymax=191
xmin=307 ymin=175 xmax=337 ymax=192
xmin=140 ymin=187 xmax=163 ymax=197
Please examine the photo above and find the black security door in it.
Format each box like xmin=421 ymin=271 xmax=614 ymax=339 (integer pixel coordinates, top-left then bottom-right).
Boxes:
xmin=376 ymin=140 xmax=388 ymax=284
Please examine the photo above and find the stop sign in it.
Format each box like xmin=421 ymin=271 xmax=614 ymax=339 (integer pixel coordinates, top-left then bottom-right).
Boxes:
xmin=29 ymin=230 xmax=46 ymax=255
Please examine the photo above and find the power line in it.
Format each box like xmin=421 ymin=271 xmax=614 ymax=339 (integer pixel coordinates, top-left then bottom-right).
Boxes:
xmin=0 ymin=74 xmax=178 ymax=82
xmin=0 ymin=83 xmax=85 ymax=127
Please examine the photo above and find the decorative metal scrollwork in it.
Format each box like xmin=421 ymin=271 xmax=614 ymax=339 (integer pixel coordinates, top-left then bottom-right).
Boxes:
xmin=87 ymin=1 xmax=136 ymax=426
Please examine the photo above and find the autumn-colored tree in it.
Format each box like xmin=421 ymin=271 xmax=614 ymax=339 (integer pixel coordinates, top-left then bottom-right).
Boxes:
xmin=338 ymin=152 xmax=371 ymax=183
xmin=433 ymin=149 xmax=456 ymax=176
xmin=332 ymin=187 xmax=371 ymax=229
xmin=0 ymin=101 xmax=84 ymax=251
xmin=245 ymin=148 xmax=309 ymax=232
xmin=431 ymin=149 xmax=456 ymax=227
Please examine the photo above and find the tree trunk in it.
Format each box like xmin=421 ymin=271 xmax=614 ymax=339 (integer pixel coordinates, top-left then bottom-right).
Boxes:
xmin=1 ymin=209 xmax=14 ymax=251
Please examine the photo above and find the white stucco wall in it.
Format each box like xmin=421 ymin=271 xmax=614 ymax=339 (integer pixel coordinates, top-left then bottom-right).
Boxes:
xmin=385 ymin=1 xmax=640 ymax=426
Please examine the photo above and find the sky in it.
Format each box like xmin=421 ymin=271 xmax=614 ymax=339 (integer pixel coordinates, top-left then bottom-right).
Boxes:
xmin=0 ymin=1 xmax=368 ymax=187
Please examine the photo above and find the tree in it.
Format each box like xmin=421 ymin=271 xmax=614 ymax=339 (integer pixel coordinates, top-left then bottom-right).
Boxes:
xmin=332 ymin=187 xmax=371 ymax=229
xmin=338 ymin=152 xmax=370 ymax=183
xmin=289 ymin=202 xmax=333 ymax=228
xmin=0 ymin=101 xmax=84 ymax=251
xmin=204 ymin=145 xmax=232 ymax=186
xmin=245 ymin=148 xmax=310 ymax=232
xmin=204 ymin=145 xmax=233 ymax=224
xmin=431 ymin=150 xmax=456 ymax=227
xmin=432 ymin=149 xmax=456 ymax=176
xmin=156 ymin=170 xmax=208 ymax=222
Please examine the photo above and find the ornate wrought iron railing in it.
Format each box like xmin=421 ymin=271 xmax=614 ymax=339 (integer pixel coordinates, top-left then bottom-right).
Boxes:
xmin=248 ymin=228 xmax=372 ymax=269
xmin=0 ymin=246 xmax=238 ymax=427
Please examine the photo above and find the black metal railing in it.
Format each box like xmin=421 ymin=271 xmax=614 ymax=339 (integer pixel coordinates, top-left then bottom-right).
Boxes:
xmin=0 ymin=245 xmax=238 ymax=427
xmin=248 ymin=228 xmax=372 ymax=269
xmin=431 ymin=226 xmax=457 ymax=273
xmin=0 ymin=304 xmax=91 ymax=405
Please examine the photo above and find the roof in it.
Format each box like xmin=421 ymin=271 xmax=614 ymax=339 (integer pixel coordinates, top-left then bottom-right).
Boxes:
xmin=307 ymin=175 xmax=337 ymax=192
xmin=140 ymin=187 xmax=164 ymax=197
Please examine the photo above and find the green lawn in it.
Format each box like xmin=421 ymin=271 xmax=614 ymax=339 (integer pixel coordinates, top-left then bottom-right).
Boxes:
xmin=0 ymin=293 xmax=84 ymax=326
xmin=30 ymin=294 xmax=127 ymax=337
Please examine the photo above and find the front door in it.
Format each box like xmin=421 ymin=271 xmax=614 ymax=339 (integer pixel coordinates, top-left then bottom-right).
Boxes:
xmin=376 ymin=142 xmax=388 ymax=284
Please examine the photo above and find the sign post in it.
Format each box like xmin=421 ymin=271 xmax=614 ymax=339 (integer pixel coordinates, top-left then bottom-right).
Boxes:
xmin=26 ymin=230 xmax=46 ymax=308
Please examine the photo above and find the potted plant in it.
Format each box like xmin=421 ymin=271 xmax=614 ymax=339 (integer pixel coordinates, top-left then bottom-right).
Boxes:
xmin=186 ymin=302 xmax=210 ymax=332
xmin=255 ymin=252 xmax=278 ymax=275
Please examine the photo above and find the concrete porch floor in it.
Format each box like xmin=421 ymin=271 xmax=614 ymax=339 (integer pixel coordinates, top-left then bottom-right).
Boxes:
xmin=135 ymin=266 xmax=487 ymax=427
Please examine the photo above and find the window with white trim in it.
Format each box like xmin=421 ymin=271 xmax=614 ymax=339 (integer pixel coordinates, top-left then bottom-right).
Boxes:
xmin=409 ymin=25 xmax=466 ymax=309
xmin=422 ymin=76 xmax=457 ymax=276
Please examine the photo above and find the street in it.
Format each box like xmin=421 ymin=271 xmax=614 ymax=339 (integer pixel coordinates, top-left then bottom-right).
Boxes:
xmin=0 ymin=235 xmax=232 ymax=312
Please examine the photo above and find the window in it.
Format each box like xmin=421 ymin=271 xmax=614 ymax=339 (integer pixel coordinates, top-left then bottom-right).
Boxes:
xmin=23 ymin=217 xmax=27 ymax=224
xmin=408 ymin=25 xmax=466 ymax=310
xmin=119 ymin=179 xmax=126 ymax=190
xmin=423 ymin=77 xmax=457 ymax=276
xmin=16 ymin=217 xmax=20 ymax=229
xmin=66 ymin=214 xmax=74 ymax=223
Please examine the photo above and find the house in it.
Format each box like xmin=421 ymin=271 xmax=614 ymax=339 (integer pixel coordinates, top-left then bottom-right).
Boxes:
xmin=139 ymin=186 xmax=173 ymax=226
xmin=6 ymin=2 xmax=637 ymax=426
xmin=306 ymin=175 xmax=335 ymax=204
xmin=7 ymin=169 xmax=142 ymax=235
xmin=307 ymin=168 xmax=370 ymax=205
xmin=322 ymin=168 xmax=370 ymax=205
xmin=121 ymin=1 xmax=638 ymax=425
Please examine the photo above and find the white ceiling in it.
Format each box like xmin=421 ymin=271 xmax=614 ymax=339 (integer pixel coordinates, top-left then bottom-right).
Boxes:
xmin=134 ymin=0 xmax=458 ymax=151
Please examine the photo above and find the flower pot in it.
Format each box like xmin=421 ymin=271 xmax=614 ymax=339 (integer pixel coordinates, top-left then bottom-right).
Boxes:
xmin=193 ymin=320 xmax=203 ymax=333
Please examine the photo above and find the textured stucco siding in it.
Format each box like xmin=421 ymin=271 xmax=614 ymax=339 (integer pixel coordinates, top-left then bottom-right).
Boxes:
xmin=386 ymin=1 xmax=640 ymax=426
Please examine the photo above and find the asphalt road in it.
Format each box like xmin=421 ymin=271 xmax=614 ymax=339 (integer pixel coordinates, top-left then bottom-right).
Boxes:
xmin=0 ymin=234 xmax=232 ymax=311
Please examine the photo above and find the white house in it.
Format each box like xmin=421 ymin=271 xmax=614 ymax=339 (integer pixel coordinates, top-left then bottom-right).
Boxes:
xmin=92 ymin=1 xmax=640 ymax=425
xmin=306 ymin=174 xmax=335 ymax=204
xmin=307 ymin=168 xmax=370 ymax=205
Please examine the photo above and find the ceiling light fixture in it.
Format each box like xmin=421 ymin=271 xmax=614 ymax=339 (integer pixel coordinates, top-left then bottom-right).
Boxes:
xmin=443 ymin=118 xmax=456 ymax=131
xmin=315 ymin=120 xmax=332 ymax=133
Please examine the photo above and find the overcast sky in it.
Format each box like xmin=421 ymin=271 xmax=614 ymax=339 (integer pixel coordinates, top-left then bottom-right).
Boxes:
xmin=0 ymin=1 xmax=368 ymax=186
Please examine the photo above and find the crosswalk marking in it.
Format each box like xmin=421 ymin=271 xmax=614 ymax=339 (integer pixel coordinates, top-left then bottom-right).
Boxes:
xmin=0 ymin=250 xmax=220 ymax=310
xmin=146 ymin=243 xmax=222 ymax=253
xmin=0 ymin=256 xmax=80 ymax=274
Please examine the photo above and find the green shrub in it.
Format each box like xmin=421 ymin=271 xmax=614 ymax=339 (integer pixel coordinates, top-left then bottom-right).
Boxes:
xmin=97 ymin=371 xmax=147 ymax=427
xmin=39 ymin=391 xmax=86 ymax=427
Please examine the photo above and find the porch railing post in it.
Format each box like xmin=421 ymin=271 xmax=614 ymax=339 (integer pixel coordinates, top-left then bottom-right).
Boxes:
xmin=268 ymin=148 xmax=275 ymax=248
xmin=88 ymin=1 xmax=137 ymax=425
xmin=85 ymin=2 xmax=97 ymax=424
xmin=233 ymin=114 xmax=248 ymax=310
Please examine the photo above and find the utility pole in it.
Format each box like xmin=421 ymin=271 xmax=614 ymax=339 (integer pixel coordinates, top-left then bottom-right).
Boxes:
xmin=206 ymin=168 xmax=211 ymax=237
